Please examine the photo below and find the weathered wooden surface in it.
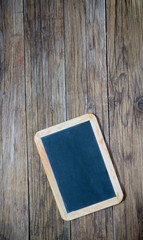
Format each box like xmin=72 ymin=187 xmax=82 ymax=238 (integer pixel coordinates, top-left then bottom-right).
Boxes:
xmin=24 ymin=0 xmax=69 ymax=239
xmin=0 ymin=1 xmax=29 ymax=240
xmin=107 ymin=1 xmax=143 ymax=239
xmin=0 ymin=0 xmax=143 ymax=239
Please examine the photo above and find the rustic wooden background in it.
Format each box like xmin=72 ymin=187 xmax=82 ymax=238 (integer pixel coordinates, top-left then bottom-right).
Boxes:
xmin=0 ymin=0 xmax=143 ymax=239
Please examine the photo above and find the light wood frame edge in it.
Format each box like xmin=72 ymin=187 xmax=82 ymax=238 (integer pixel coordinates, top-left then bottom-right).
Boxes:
xmin=34 ymin=113 xmax=123 ymax=221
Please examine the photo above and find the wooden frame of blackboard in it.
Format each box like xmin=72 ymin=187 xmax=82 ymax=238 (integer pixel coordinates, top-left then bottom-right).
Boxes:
xmin=34 ymin=113 xmax=123 ymax=221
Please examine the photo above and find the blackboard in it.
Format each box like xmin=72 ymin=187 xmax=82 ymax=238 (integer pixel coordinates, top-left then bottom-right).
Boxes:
xmin=42 ymin=121 xmax=115 ymax=213
xmin=35 ymin=114 xmax=123 ymax=220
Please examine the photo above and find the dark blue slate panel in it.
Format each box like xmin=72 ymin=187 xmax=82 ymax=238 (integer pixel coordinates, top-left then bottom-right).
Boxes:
xmin=42 ymin=121 xmax=115 ymax=213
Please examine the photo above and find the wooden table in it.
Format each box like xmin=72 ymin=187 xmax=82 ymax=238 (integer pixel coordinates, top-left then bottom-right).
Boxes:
xmin=0 ymin=1 xmax=143 ymax=239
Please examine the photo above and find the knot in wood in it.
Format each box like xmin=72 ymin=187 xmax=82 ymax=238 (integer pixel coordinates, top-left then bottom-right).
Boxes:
xmin=135 ymin=97 xmax=143 ymax=112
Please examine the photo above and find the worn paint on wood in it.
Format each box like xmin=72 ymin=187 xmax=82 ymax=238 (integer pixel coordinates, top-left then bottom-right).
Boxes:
xmin=0 ymin=0 xmax=143 ymax=239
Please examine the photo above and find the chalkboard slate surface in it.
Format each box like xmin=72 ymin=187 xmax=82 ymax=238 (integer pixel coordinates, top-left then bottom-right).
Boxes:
xmin=42 ymin=121 xmax=115 ymax=213
xmin=35 ymin=114 xmax=123 ymax=220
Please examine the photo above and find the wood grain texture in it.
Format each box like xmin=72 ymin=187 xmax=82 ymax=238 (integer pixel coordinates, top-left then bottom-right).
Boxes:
xmin=107 ymin=0 xmax=143 ymax=239
xmin=0 ymin=1 xmax=29 ymax=240
xmin=1 ymin=0 xmax=143 ymax=239
xmin=64 ymin=0 xmax=114 ymax=239
xmin=24 ymin=0 xmax=70 ymax=239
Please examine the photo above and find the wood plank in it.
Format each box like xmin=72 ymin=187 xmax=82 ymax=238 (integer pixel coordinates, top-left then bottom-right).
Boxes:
xmin=107 ymin=0 xmax=143 ymax=239
xmin=64 ymin=0 xmax=114 ymax=239
xmin=0 ymin=1 xmax=29 ymax=240
xmin=24 ymin=0 xmax=70 ymax=239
